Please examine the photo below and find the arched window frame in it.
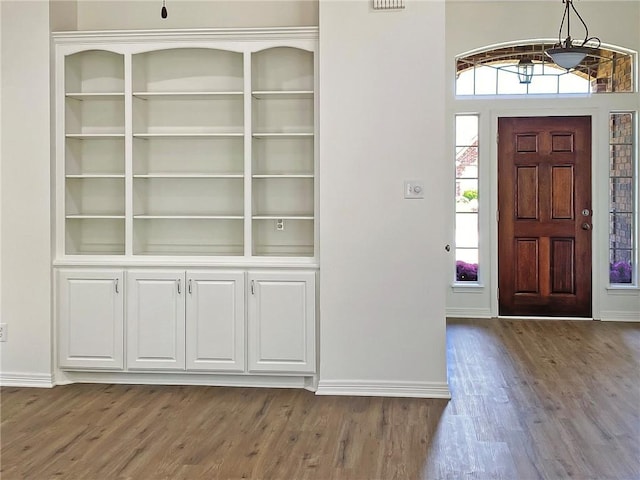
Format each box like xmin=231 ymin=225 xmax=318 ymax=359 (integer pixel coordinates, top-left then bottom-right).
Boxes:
xmin=455 ymin=40 xmax=636 ymax=96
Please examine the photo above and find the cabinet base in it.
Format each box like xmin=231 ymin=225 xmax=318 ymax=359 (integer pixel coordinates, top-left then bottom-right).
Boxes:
xmin=55 ymin=370 xmax=317 ymax=392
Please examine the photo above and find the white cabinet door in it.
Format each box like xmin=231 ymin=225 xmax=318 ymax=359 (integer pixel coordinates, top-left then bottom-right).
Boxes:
xmin=58 ymin=269 xmax=124 ymax=369
xmin=247 ymin=271 xmax=316 ymax=373
xmin=127 ymin=270 xmax=185 ymax=370
xmin=186 ymin=271 xmax=245 ymax=372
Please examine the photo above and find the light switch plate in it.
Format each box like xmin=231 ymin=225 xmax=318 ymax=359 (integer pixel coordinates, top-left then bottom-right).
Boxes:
xmin=404 ymin=181 xmax=424 ymax=199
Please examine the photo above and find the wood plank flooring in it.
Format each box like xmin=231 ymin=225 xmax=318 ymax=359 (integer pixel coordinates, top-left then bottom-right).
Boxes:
xmin=2 ymin=318 xmax=639 ymax=479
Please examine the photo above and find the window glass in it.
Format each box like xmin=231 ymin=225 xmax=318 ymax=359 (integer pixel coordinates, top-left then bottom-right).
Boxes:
xmin=456 ymin=44 xmax=633 ymax=96
xmin=455 ymin=114 xmax=479 ymax=282
xmin=609 ymin=112 xmax=636 ymax=284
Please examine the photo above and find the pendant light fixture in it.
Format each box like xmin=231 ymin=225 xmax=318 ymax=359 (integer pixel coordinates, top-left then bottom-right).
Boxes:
xmin=545 ymin=0 xmax=600 ymax=70
xmin=517 ymin=57 xmax=534 ymax=84
xmin=161 ymin=0 xmax=168 ymax=19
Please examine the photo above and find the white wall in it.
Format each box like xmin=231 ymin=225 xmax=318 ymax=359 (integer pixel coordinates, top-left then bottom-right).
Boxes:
xmin=318 ymin=0 xmax=449 ymax=397
xmin=0 ymin=0 xmax=54 ymax=385
xmin=445 ymin=1 xmax=640 ymax=321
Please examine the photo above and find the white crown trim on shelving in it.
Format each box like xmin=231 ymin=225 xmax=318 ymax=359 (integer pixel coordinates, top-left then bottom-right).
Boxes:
xmin=52 ymin=27 xmax=319 ymax=44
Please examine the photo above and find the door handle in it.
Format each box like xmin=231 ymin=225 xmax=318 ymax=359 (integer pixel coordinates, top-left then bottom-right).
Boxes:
xmin=582 ymin=223 xmax=591 ymax=231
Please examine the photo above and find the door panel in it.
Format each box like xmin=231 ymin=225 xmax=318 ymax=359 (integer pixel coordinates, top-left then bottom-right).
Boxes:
xmin=498 ymin=116 xmax=592 ymax=317
xmin=58 ymin=270 xmax=124 ymax=369
xmin=127 ymin=270 xmax=186 ymax=370
xmin=186 ymin=271 xmax=245 ymax=372
xmin=248 ymin=271 xmax=316 ymax=373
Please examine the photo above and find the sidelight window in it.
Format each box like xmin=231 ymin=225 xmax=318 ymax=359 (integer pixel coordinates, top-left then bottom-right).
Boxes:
xmin=609 ymin=112 xmax=637 ymax=285
xmin=455 ymin=115 xmax=479 ymax=282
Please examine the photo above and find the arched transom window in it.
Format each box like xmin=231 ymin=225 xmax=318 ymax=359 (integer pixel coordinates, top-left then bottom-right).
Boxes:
xmin=456 ymin=42 xmax=634 ymax=95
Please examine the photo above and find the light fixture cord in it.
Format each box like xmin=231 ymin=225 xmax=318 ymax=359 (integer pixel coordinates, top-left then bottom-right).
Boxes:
xmin=569 ymin=0 xmax=600 ymax=47
xmin=558 ymin=0 xmax=600 ymax=48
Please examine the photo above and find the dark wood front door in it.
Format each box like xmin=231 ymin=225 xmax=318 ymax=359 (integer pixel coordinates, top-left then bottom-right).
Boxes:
xmin=498 ymin=116 xmax=592 ymax=317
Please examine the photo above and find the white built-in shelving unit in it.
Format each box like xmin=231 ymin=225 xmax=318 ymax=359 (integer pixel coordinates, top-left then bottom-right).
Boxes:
xmin=53 ymin=29 xmax=318 ymax=386
xmin=55 ymin=30 xmax=317 ymax=260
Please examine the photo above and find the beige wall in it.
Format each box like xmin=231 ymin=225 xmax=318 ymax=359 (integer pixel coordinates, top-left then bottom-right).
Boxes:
xmin=76 ymin=0 xmax=318 ymax=30
xmin=1 ymin=0 xmax=53 ymax=382
xmin=318 ymin=0 xmax=449 ymax=394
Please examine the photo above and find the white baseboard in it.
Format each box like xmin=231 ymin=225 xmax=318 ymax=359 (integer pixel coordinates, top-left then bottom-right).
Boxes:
xmin=599 ymin=311 xmax=640 ymax=322
xmin=315 ymin=380 xmax=451 ymax=399
xmin=446 ymin=307 xmax=492 ymax=318
xmin=0 ymin=372 xmax=54 ymax=388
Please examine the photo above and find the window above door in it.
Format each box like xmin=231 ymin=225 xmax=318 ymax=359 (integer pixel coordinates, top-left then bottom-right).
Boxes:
xmin=456 ymin=42 xmax=634 ymax=96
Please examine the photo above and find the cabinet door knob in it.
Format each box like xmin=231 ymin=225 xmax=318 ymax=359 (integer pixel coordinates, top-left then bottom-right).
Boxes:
xmin=251 ymin=280 xmax=255 ymax=295
xmin=188 ymin=279 xmax=192 ymax=295
xmin=177 ymin=279 xmax=181 ymax=294
xmin=115 ymin=278 xmax=119 ymax=293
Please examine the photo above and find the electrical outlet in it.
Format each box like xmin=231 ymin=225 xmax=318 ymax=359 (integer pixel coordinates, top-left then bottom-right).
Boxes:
xmin=0 ymin=323 xmax=7 ymax=342
xmin=276 ymin=219 xmax=285 ymax=231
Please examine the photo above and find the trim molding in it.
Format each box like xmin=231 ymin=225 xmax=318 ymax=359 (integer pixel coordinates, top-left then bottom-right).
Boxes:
xmin=55 ymin=371 xmax=311 ymax=389
xmin=52 ymin=27 xmax=319 ymax=44
xmin=446 ymin=307 xmax=492 ymax=318
xmin=0 ymin=372 xmax=55 ymax=388
xmin=599 ymin=311 xmax=640 ymax=322
xmin=315 ymin=380 xmax=451 ymax=399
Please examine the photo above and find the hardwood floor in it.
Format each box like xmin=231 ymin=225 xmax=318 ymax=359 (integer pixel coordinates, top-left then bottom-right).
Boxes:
xmin=2 ymin=318 xmax=639 ymax=479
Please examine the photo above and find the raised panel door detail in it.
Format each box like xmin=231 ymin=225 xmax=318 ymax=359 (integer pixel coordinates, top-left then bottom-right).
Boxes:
xmin=551 ymin=133 xmax=574 ymax=152
xmin=58 ymin=270 xmax=124 ymax=369
xmin=515 ymin=239 xmax=539 ymax=293
xmin=127 ymin=271 xmax=185 ymax=370
xmin=551 ymin=238 xmax=575 ymax=294
xmin=186 ymin=271 xmax=245 ymax=372
xmin=551 ymin=166 xmax=574 ymax=219
xmin=516 ymin=134 xmax=538 ymax=153
xmin=516 ymin=166 xmax=539 ymax=220
xmin=248 ymin=271 xmax=315 ymax=373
